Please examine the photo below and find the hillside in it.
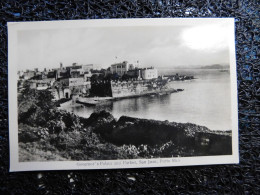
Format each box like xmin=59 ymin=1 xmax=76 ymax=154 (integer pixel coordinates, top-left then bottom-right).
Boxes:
xmin=200 ymin=64 xmax=229 ymax=69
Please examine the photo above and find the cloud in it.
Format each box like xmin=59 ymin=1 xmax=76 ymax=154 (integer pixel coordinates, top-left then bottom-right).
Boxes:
xmin=17 ymin=23 xmax=231 ymax=71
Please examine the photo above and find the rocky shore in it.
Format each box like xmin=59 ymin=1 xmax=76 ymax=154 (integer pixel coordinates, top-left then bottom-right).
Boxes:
xmin=18 ymin=88 xmax=232 ymax=161
xmin=86 ymin=111 xmax=232 ymax=156
xmin=19 ymin=109 xmax=232 ymax=161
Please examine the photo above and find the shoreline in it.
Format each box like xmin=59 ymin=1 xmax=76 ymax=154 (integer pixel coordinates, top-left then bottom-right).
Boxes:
xmin=18 ymin=86 xmax=232 ymax=162
xmin=75 ymin=88 xmax=184 ymax=106
xmin=58 ymin=102 xmax=231 ymax=133
xmin=18 ymin=109 xmax=232 ymax=162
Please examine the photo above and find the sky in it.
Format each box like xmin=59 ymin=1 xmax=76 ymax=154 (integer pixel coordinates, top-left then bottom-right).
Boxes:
xmin=17 ymin=21 xmax=231 ymax=71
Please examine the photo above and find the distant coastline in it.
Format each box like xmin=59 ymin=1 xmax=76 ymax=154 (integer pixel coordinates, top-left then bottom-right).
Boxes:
xmin=158 ymin=64 xmax=229 ymax=70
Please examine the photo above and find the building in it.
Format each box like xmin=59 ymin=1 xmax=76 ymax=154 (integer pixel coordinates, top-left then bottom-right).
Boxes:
xmin=82 ymin=64 xmax=95 ymax=71
xmin=28 ymin=78 xmax=55 ymax=90
xmin=65 ymin=64 xmax=99 ymax=78
xmin=52 ymin=77 xmax=86 ymax=100
xmin=84 ymin=71 xmax=92 ymax=81
xmin=70 ymin=70 xmax=81 ymax=78
xmin=17 ymin=71 xmax=24 ymax=80
xmin=110 ymin=60 xmax=140 ymax=77
xmin=35 ymin=83 xmax=49 ymax=90
xmin=91 ymin=79 xmax=168 ymax=98
xmin=141 ymin=67 xmax=158 ymax=80
xmin=59 ymin=77 xmax=84 ymax=87
xmin=66 ymin=64 xmax=99 ymax=73
xmin=128 ymin=61 xmax=139 ymax=70
xmin=23 ymin=70 xmax=35 ymax=80
xmin=47 ymin=71 xmax=57 ymax=79
xmin=56 ymin=63 xmax=69 ymax=79
xmin=85 ymin=64 xmax=101 ymax=70
xmin=126 ymin=69 xmax=141 ymax=79
xmin=51 ymin=87 xmax=72 ymax=100
xmin=111 ymin=61 xmax=129 ymax=76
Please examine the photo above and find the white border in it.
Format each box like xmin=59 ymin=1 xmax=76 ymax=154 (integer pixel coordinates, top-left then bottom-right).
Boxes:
xmin=8 ymin=18 xmax=239 ymax=172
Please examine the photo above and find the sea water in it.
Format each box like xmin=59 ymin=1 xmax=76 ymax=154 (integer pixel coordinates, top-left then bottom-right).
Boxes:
xmin=62 ymin=69 xmax=232 ymax=131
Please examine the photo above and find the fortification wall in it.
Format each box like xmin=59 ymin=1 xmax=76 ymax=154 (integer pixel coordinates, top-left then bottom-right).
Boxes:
xmin=90 ymin=80 xmax=112 ymax=97
xmin=111 ymin=80 xmax=168 ymax=98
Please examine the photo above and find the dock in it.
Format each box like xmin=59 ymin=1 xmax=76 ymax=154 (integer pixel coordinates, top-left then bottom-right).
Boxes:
xmin=76 ymin=88 xmax=184 ymax=106
xmin=76 ymin=97 xmax=113 ymax=106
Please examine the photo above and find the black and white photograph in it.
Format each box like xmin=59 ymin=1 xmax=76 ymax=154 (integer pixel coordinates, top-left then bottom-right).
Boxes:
xmin=8 ymin=18 xmax=238 ymax=171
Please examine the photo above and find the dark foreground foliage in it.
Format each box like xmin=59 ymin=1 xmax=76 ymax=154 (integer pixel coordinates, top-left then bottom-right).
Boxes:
xmin=18 ymin=88 xmax=232 ymax=161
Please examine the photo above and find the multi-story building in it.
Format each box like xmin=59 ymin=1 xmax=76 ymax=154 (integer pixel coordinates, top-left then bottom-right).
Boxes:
xmin=84 ymin=71 xmax=92 ymax=81
xmin=56 ymin=63 xmax=69 ymax=79
xmin=141 ymin=67 xmax=158 ymax=80
xmin=28 ymin=78 xmax=55 ymax=90
xmin=23 ymin=70 xmax=35 ymax=80
xmin=65 ymin=64 xmax=99 ymax=78
xmin=110 ymin=61 xmax=140 ymax=77
xmin=82 ymin=64 xmax=95 ymax=71
xmin=111 ymin=61 xmax=129 ymax=76
xmin=125 ymin=69 xmax=142 ymax=79
xmin=59 ymin=77 xmax=84 ymax=87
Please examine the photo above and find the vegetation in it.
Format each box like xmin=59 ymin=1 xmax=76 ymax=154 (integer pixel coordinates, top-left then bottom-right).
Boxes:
xmin=18 ymin=85 xmax=232 ymax=162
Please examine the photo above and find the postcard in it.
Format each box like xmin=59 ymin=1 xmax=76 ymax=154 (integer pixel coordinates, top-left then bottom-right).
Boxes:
xmin=8 ymin=18 xmax=239 ymax=171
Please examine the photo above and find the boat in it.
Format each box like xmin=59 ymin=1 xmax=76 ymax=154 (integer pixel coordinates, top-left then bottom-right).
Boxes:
xmin=177 ymin=89 xmax=184 ymax=92
xmin=76 ymin=97 xmax=112 ymax=106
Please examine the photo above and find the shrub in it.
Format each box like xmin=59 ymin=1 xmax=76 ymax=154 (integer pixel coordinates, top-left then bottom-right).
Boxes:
xmin=18 ymin=124 xmax=48 ymax=143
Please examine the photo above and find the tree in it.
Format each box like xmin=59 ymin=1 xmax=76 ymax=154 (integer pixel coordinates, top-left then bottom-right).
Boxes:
xmin=18 ymin=83 xmax=55 ymax=126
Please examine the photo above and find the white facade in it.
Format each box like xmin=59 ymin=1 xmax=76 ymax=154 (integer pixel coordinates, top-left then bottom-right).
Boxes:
xmin=84 ymin=81 xmax=91 ymax=89
xmin=50 ymin=88 xmax=71 ymax=100
xmin=68 ymin=78 xmax=84 ymax=87
xmin=28 ymin=78 xmax=55 ymax=90
xmin=84 ymin=71 xmax=92 ymax=81
xmin=82 ymin=64 xmax=101 ymax=71
xmin=64 ymin=88 xmax=71 ymax=98
xmin=36 ymin=84 xmax=48 ymax=90
xmin=71 ymin=68 xmax=84 ymax=75
xmin=141 ymin=68 xmax=158 ymax=80
xmin=111 ymin=61 xmax=129 ymax=76
xmin=60 ymin=77 xmax=84 ymax=87
xmin=23 ymin=71 xmax=35 ymax=80
xmin=82 ymin=64 xmax=93 ymax=71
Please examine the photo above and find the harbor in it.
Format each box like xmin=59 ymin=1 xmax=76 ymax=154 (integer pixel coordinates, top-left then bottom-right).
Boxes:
xmin=61 ymin=69 xmax=231 ymax=131
xmin=75 ymin=88 xmax=184 ymax=106
xmin=18 ymin=60 xmax=230 ymax=130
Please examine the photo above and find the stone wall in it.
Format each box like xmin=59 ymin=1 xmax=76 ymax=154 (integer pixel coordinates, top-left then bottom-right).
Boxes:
xmin=111 ymin=79 xmax=168 ymax=98
xmin=90 ymin=80 xmax=112 ymax=97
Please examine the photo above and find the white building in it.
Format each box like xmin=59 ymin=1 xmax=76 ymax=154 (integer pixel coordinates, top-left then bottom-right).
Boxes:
xmin=111 ymin=61 xmax=129 ymax=76
xmin=60 ymin=77 xmax=84 ymax=87
xmin=81 ymin=64 xmax=93 ymax=71
xmin=28 ymin=78 xmax=55 ymax=90
xmin=70 ymin=68 xmax=84 ymax=76
xmin=141 ymin=67 xmax=158 ymax=80
xmin=84 ymin=71 xmax=92 ymax=81
xmin=23 ymin=70 xmax=35 ymax=80
xmin=110 ymin=60 xmax=140 ymax=76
